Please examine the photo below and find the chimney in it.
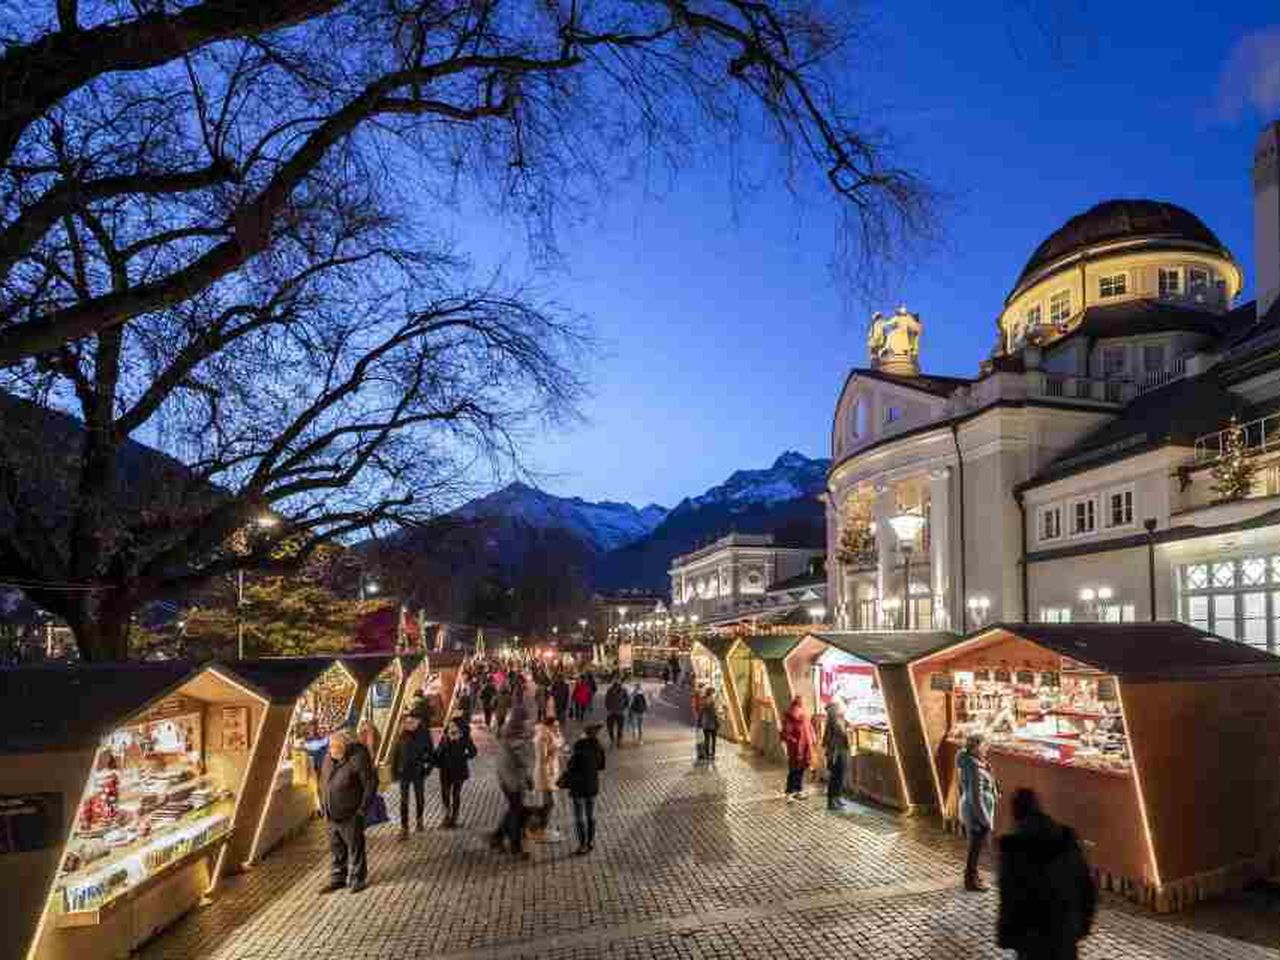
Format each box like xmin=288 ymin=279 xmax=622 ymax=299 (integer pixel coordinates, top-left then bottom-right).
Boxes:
xmin=1254 ymin=121 xmax=1280 ymax=319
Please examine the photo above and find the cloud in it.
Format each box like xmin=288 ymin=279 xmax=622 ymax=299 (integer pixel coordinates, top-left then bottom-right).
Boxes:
xmin=1214 ymin=26 xmax=1280 ymax=122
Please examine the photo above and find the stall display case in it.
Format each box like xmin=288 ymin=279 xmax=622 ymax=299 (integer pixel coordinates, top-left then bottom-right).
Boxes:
xmin=786 ymin=632 xmax=951 ymax=811
xmin=218 ymin=658 xmax=356 ymax=868
xmin=1 ymin=663 xmax=268 ymax=960
xmin=910 ymin=622 xmax=1280 ymax=910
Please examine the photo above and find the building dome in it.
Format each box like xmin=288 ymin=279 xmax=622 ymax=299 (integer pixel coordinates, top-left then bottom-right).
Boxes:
xmin=1010 ymin=199 xmax=1230 ymax=300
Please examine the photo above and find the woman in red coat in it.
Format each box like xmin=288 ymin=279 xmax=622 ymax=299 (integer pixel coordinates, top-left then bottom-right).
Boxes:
xmin=571 ymin=677 xmax=592 ymax=721
xmin=780 ymin=696 xmax=814 ymax=799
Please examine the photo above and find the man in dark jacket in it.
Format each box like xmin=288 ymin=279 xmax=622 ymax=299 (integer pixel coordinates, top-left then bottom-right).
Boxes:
xmin=604 ymin=681 xmax=628 ymax=748
xmin=551 ymin=676 xmax=571 ymax=725
xmin=998 ymin=788 xmax=1097 ymax=960
xmin=390 ymin=713 xmax=433 ymax=837
xmin=565 ymin=724 xmax=607 ymax=855
xmin=319 ymin=729 xmax=377 ymax=893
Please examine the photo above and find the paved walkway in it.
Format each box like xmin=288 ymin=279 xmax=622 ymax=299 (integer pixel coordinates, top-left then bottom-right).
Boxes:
xmin=144 ymin=683 xmax=1280 ymax=959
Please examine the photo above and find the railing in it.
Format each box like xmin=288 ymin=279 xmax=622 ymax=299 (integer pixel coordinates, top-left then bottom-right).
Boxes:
xmin=1038 ymin=373 xmax=1130 ymax=405
xmin=1194 ymin=411 xmax=1280 ymax=464
xmin=1134 ymin=358 xmax=1188 ymax=396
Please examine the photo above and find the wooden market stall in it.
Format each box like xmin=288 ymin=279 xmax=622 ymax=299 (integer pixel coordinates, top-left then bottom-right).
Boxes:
xmin=375 ymin=653 xmax=425 ymax=766
xmin=786 ymin=632 xmax=952 ymax=812
xmin=909 ymin=622 xmax=1280 ymax=910
xmin=425 ymin=650 xmax=469 ymax=730
xmin=219 ymin=657 xmax=356 ymax=867
xmin=690 ymin=637 xmax=745 ymax=742
xmin=1 ymin=662 xmax=270 ymax=960
xmin=733 ymin=635 xmax=802 ymax=761
xmin=340 ymin=654 xmax=396 ymax=758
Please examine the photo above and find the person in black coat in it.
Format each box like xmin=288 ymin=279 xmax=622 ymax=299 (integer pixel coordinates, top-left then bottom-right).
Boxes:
xmin=998 ymin=788 xmax=1097 ymax=960
xmin=433 ymin=718 xmax=478 ymax=828
xmin=563 ymin=724 xmax=607 ymax=855
xmin=318 ymin=729 xmax=377 ymax=893
xmin=389 ymin=713 xmax=434 ymax=837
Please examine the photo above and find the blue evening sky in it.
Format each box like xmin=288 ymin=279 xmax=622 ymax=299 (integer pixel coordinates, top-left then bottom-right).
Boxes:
xmin=458 ymin=4 xmax=1280 ymax=509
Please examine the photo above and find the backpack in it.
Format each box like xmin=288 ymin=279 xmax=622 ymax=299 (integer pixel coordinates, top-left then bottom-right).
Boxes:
xmin=631 ymin=693 xmax=647 ymax=714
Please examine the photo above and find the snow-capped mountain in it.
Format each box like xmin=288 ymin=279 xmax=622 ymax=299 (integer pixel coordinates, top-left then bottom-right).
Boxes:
xmin=452 ymin=482 xmax=667 ymax=553
xmin=679 ymin=451 xmax=829 ymax=513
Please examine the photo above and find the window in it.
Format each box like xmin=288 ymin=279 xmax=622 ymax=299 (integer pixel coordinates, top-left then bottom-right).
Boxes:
xmin=1099 ymin=273 xmax=1127 ymax=298
xmin=884 ymin=405 xmax=902 ymax=424
xmin=1142 ymin=344 xmax=1164 ymax=373
xmin=1105 ymin=488 xmax=1133 ymax=528
xmin=1101 ymin=347 xmax=1125 ymax=376
xmin=1180 ymin=557 xmax=1280 ymax=651
xmin=849 ymin=399 xmax=864 ymax=439
xmin=1188 ymin=268 xmax=1209 ymax=299
xmin=1158 ymin=267 xmax=1181 ymax=298
xmin=1039 ymin=607 xmax=1072 ymax=623
xmin=1039 ymin=505 xmax=1062 ymax=542
xmin=1049 ymin=290 xmax=1072 ymax=324
xmin=1070 ymin=498 xmax=1096 ymax=535
xmin=1100 ymin=603 xmax=1136 ymax=623
xmin=1025 ymin=304 xmax=1042 ymax=329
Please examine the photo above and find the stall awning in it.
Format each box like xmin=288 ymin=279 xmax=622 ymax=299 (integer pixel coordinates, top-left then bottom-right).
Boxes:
xmin=397 ymin=653 xmax=424 ymax=674
xmin=692 ymin=636 xmax=738 ymax=660
xmin=807 ymin=631 xmax=959 ymax=666
xmin=339 ymin=653 xmax=396 ymax=685
xmin=0 ymin=661 xmax=197 ymax=753
xmin=741 ymin=634 xmax=802 ymax=661
xmin=219 ymin=657 xmax=336 ymax=704
xmin=946 ymin=622 xmax=1280 ymax=681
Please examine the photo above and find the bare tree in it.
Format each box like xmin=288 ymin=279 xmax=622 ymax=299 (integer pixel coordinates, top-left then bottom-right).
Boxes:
xmin=0 ymin=0 xmax=933 ymax=364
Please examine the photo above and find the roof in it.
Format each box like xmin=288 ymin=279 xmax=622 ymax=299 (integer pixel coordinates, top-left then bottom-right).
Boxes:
xmin=397 ymin=653 xmax=424 ymax=674
xmin=845 ymin=366 xmax=971 ymax=399
xmin=219 ymin=657 xmax=336 ymax=704
xmin=0 ymin=661 xmax=197 ymax=752
xmin=964 ymin=622 xmax=1280 ymax=680
xmin=692 ymin=636 xmax=738 ymax=659
xmin=339 ymin=653 xmax=396 ymax=685
xmin=1056 ymin=299 xmax=1232 ymax=343
xmin=1022 ymin=371 xmax=1249 ymax=489
xmin=807 ymin=631 xmax=960 ymax=665
xmin=1013 ymin=199 xmax=1230 ymax=295
xmin=741 ymin=634 xmax=802 ymax=660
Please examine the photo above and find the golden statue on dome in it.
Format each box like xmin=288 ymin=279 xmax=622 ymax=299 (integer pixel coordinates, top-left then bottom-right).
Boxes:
xmin=868 ymin=305 xmax=922 ymax=375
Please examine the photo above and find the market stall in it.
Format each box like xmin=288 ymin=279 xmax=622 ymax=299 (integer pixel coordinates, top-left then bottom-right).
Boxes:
xmin=341 ymin=654 xmax=396 ymax=757
xmin=375 ymin=654 xmax=424 ymax=766
xmin=690 ymin=637 xmax=744 ymax=742
xmin=426 ymin=651 xmax=468 ymax=729
xmin=220 ymin=658 xmax=356 ymax=867
xmin=909 ymin=622 xmax=1280 ymax=910
xmin=786 ymin=632 xmax=951 ymax=811
xmin=735 ymin=635 xmax=801 ymax=761
xmin=1 ymin=662 xmax=270 ymax=960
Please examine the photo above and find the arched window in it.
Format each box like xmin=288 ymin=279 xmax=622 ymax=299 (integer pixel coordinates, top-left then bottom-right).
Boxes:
xmin=849 ymin=397 xmax=869 ymax=442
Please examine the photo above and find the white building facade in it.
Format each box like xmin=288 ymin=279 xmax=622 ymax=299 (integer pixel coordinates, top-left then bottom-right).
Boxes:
xmin=827 ymin=121 xmax=1280 ymax=652
xmin=669 ymin=533 xmax=824 ymax=627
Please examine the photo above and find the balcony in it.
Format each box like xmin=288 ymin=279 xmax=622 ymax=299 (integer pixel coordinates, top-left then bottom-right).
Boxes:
xmin=1193 ymin=411 xmax=1280 ymax=465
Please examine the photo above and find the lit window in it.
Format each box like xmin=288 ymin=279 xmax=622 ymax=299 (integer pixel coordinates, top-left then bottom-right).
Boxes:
xmin=1212 ymin=562 xmax=1235 ymax=588
xmin=1241 ymin=557 xmax=1267 ymax=586
xmin=1099 ymin=274 xmax=1127 ymax=298
xmin=1039 ymin=607 xmax=1072 ymax=623
xmin=1243 ymin=592 xmax=1267 ymax=648
xmin=1184 ymin=564 xmax=1208 ymax=589
xmin=1158 ymin=268 xmax=1181 ymax=298
xmin=1106 ymin=489 xmax=1133 ymax=528
xmin=1040 ymin=506 xmax=1062 ymax=542
xmin=1049 ymin=290 xmax=1072 ymax=324
xmin=1188 ymin=268 xmax=1209 ymax=298
xmin=1214 ymin=595 xmax=1237 ymax=638
xmin=1071 ymin=499 xmax=1096 ymax=535
xmin=1025 ymin=305 xmax=1042 ymax=329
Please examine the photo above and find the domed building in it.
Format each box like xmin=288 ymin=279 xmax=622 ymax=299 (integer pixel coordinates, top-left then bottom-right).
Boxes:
xmin=825 ymin=121 xmax=1280 ymax=641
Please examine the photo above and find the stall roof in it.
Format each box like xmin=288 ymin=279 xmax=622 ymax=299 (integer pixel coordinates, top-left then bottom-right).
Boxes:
xmin=0 ymin=661 xmax=197 ymax=753
xmin=968 ymin=622 xmax=1280 ymax=680
xmin=397 ymin=653 xmax=424 ymax=673
xmin=339 ymin=653 xmax=396 ymax=685
xmin=741 ymin=634 xmax=802 ymax=660
xmin=808 ymin=631 xmax=960 ymax=666
xmin=692 ymin=636 xmax=738 ymax=660
xmin=219 ymin=657 xmax=336 ymax=704
xmin=429 ymin=650 xmax=468 ymax=667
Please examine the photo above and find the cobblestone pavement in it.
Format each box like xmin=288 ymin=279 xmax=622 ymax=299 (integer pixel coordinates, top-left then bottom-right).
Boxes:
xmin=143 ymin=682 xmax=1280 ymax=959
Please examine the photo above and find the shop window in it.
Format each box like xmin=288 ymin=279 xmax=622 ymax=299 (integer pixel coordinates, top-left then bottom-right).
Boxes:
xmin=1180 ymin=557 xmax=1280 ymax=652
xmin=1049 ymin=290 xmax=1071 ymax=324
xmin=1040 ymin=505 xmax=1062 ymax=542
xmin=1105 ymin=488 xmax=1133 ymax=528
xmin=1070 ymin=498 xmax=1096 ymax=535
xmin=1158 ymin=267 xmax=1181 ymax=298
xmin=1099 ymin=273 xmax=1127 ymax=298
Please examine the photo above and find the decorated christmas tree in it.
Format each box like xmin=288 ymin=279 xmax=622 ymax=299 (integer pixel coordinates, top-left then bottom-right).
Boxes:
xmin=1210 ymin=416 xmax=1256 ymax=501
xmin=836 ymin=501 xmax=877 ymax=566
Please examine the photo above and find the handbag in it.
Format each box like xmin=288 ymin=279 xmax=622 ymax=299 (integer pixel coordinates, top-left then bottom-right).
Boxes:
xmin=365 ymin=792 xmax=390 ymax=826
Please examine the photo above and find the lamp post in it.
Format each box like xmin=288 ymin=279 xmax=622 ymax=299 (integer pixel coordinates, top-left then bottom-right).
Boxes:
xmin=887 ymin=509 xmax=926 ymax=630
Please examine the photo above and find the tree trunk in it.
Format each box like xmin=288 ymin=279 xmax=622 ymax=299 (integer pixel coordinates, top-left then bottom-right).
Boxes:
xmin=60 ymin=592 xmax=135 ymax=661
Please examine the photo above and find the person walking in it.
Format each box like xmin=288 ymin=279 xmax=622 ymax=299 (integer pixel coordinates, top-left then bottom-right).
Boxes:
xmin=495 ymin=684 xmax=513 ymax=732
xmin=780 ymin=696 xmax=814 ymax=799
xmin=531 ymin=716 xmax=566 ymax=842
xmin=564 ymin=723 xmax=606 ymax=855
xmin=627 ymin=684 xmax=647 ymax=744
xmin=998 ymin=789 xmax=1097 ymax=960
xmin=697 ymin=689 xmax=719 ymax=761
xmin=957 ymin=732 xmax=1000 ymax=891
xmin=389 ymin=713 xmax=433 ymax=837
xmin=821 ymin=702 xmax=851 ymax=811
xmin=491 ymin=701 xmax=532 ymax=858
xmin=480 ymin=679 xmax=497 ymax=729
xmin=584 ymin=671 xmax=598 ymax=715
xmin=434 ymin=717 xmax=477 ymax=827
xmin=318 ymin=729 xmax=376 ymax=894
xmin=668 ymin=654 xmax=681 ymax=686
xmin=552 ymin=675 xmax=570 ymax=725
xmin=604 ymin=679 xmax=628 ymax=748
xmin=571 ymin=676 xmax=591 ymax=721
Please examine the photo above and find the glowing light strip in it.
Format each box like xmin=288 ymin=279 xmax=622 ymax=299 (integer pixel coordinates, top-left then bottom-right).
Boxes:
xmin=879 ymin=666 xmax=916 ymax=812
xmin=204 ymin=666 xmax=271 ymax=891
xmin=907 ymin=659 xmax=947 ymax=812
xmin=375 ymin=660 xmax=405 ymax=766
xmin=718 ymin=640 xmax=747 ymax=743
xmin=246 ymin=706 xmax=295 ymax=867
xmin=1116 ymin=681 xmax=1162 ymax=890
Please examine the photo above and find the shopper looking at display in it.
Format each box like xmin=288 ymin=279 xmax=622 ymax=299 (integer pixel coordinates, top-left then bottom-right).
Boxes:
xmin=998 ymin=788 xmax=1097 ymax=960
xmin=957 ymin=733 xmax=999 ymax=892
xmin=319 ymin=728 xmax=376 ymax=894
xmin=781 ymin=696 xmax=815 ymax=800
xmin=822 ymin=701 xmax=851 ymax=811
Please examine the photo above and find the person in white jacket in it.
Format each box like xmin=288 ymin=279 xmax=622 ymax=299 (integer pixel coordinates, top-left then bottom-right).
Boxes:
xmin=531 ymin=716 xmax=566 ymax=842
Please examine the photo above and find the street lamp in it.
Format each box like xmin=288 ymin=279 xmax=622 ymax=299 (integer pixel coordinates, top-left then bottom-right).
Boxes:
xmin=966 ymin=594 xmax=991 ymax=628
xmin=887 ymin=509 xmax=926 ymax=629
